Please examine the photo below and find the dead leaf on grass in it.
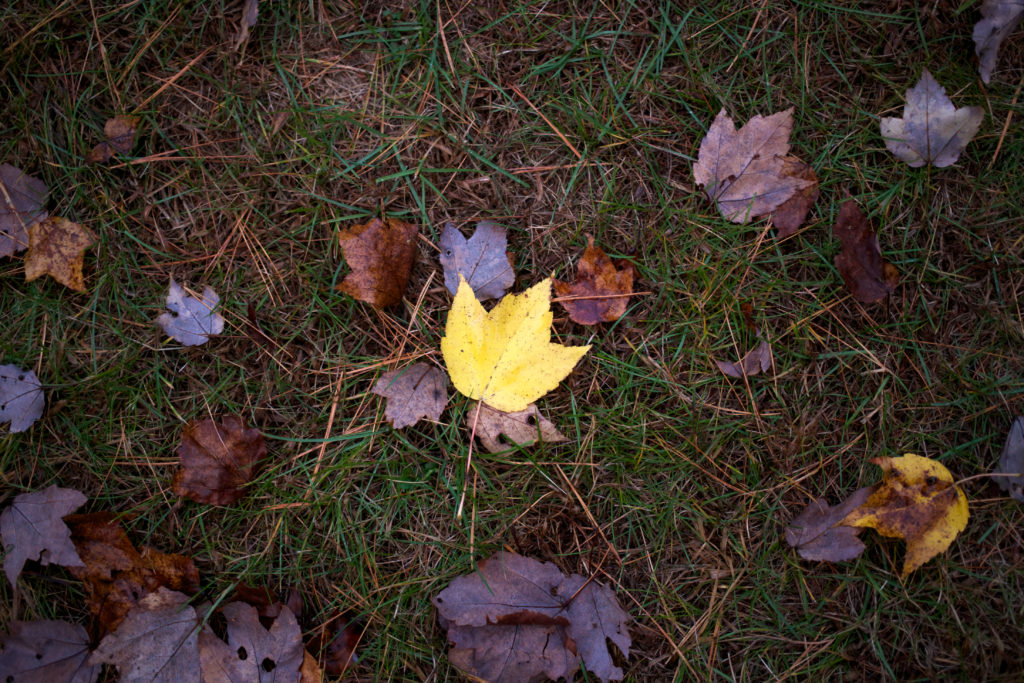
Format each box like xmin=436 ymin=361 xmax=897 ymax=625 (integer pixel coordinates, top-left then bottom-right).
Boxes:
xmin=880 ymin=69 xmax=983 ymax=168
xmin=372 ymin=363 xmax=449 ymax=429
xmin=715 ymin=333 xmax=772 ymax=379
xmin=173 ymin=415 xmax=267 ymax=506
xmin=0 ymin=364 xmax=45 ymax=433
xmin=434 ymin=551 xmax=631 ymax=683
xmin=832 ymin=200 xmax=898 ymax=303
xmin=336 ymin=217 xmax=417 ymax=308
xmin=468 ymin=401 xmax=567 ymax=453
xmin=25 ymin=217 xmax=97 ymax=291
xmin=0 ymin=163 xmax=47 ymax=258
xmin=86 ymin=116 xmax=139 ymax=163
xmin=785 ymin=486 xmax=873 ymax=562
xmin=439 ymin=221 xmax=515 ymax=301
xmin=0 ymin=620 xmax=99 ymax=683
xmin=157 ymin=279 xmax=225 ymax=346
xmin=1 ymin=485 xmax=86 ymax=587
xmin=770 ymin=156 xmax=819 ymax=237
xmin=974 ymin=0 xmax=1024 ymax=83
xmin=198 ymin=603 xmax=305 ymax=683
xmin=234 ymin=0 xmax=260 ymax=51
xmin=993 ymin=416 xmax=1024 ymax=502
xmin=553 ymin=236 xmax=635 ymax=325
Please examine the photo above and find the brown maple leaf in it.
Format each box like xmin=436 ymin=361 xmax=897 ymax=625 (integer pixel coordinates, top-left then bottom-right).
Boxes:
xmin=86 ymin=115 xmax=139 ymax=164
xmin=336 ymin=217 xmax=417 ymax=307
xmin=173 ymin=415 xmax=267 ymax=506
xmin=770 ymin=156 xmax=819 ymax=238
xmin=372 ymin=363 xmax=449 ymax=429
xmin=468 ymin=401 xmax=567 ymax=453
xmin=553 ymin=236 xmax=636 ymax=325
xmin=24 ymin=217 xmax=97 ymax=291
xmin=832 ymin=200 xmax=898 ymax=303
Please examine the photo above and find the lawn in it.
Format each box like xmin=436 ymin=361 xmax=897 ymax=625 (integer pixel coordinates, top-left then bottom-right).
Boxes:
xmin=2 ymin=0 xmax=1024 ymax=680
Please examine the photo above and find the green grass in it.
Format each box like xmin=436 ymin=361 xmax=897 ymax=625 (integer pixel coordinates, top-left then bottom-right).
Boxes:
xmin=2 ymin=0 xmax=1024 ymax=680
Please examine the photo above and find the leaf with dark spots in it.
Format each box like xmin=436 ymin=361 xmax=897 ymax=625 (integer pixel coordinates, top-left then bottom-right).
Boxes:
xmin=553 ymin=236 xmax=636 ymax=325
xmin=468 ymin=401 xmax=567 ymax=453
xmin=1 ymin=485 xmax=86 ymax=587
xmin=439 ymin=221 xmax=515 ymax=301
xmin=0 ymin=619 xmax=99 ymax=683
xmin=336 ymin=217 xmax=417 ymax=308
xmin=832 ymin=200 xmax=898 ymax=303
xmin=197 ymin=603 xmax=304 ymax=683
xmin=173 ymin=415 xmax=267 ymax=506
xmin=786 ymin=486 xmax=873 ymax=562
xmin=371 ymin=363 xmax=449 ymax=429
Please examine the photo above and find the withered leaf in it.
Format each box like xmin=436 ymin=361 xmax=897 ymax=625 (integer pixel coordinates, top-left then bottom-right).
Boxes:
xmin=770 ymin=156 xmax=819 ymax=238
xmin=0 ymin=364 xmax=45 ymax=433
xmin=832 ymin=201 xmax=898 ymax=303
xmin=1 ymin=485 xmax=86 ymax=587
xmin=974 ymin=1 xmax=1024 ymax=83
xmin=173 ymin=415 xmax=267 ymax=505
xmin=468 ymin=401 xmax=567 ymax=454
xmin=880 ymin=69 xmax=983 ymax=168
xmin=372 ymin=363 xmax=449 ymax=429
xmin=89 ymin=588 xmax=200 ymax=683
xmin=157 ymin=279 xmax=225 ymax=346
xmin=232 ymin=582 xmax=302 ymax=621
xmin=434 ymin=552 xmax=631 ymax=683
xmin=337 ymin=217 xmax=417 ymax=308
xmin=86 ymin=116 xmax=139 ymax=164
xmin=0 ymin=163 xmax=47 ymax=258
xmin=439 ymin=221 xmax=515 ymax=301
xmin=321 ymin=616 xmax=361 ymax=676
xmin=553 ymin=236 xmax=635 ymax=325
xmin=715 ymin=333 xmax=772 ymax=379
xmin=198 ymin=603 xmax=304 ymax=683
xmin=993 ymin=416 xmax=1024 ymax=502
xmin=785 ymin=486 xmax=873 ymax=563
xmin=0 ymin=620 xmax=99 ymax=683
xmin=693 ymin=108 xmax=815 ymax=223
xmin=24 ymin=217 xmax=97 ymax=291
xmin=234 ymin=0 xmax=260 ymax=51
xmin=65 ymin=511 xmax=200 ymax=634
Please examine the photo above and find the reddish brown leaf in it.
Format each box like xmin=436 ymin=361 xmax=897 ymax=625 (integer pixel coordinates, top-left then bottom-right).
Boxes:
xmin=173 ymin=415 xmax=267 ymax=506
xmin=86 ymin=116 xmax=139 ymax=164
xmin=553 ymin=237 xmax=636 ymax=325
xmin=308 ymin=612 xmax=363 ymax=677
xmin=372 ymin=363 xmax=449 ymax=429
xmin=770 ymin=156 xmax=819 ymax=237
xmin=336 ymin=217 xmax=417 ymax=308
xmin=785 ymin=486 xmax=873 ymax=563
xmin=832 ymin=201 xmax=899 ymax=303
xmin=0 ymin=485 xmax=85 ymax=587
xmin=65 ymin=512 xmax=199 ymax=634
xmin=24 ymin=216 xmax=97 ymax=291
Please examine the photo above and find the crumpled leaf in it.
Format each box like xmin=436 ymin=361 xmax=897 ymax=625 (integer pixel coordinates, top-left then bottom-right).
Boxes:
xmin=65 ymin=511 xmax=200 ymax=634
xmin=441 ymin=277 xmax=590 ymax=413
xmin=0 ymin=619 xmax=99 ymax=683
xmin=993 ymin=416 xmax=1024 ymax=502
xmin=0 ymin=364 xmax=45 ymax=433
xmin=1 ymin=485 xmax=86 ymax=587
xmin=336 ymin=217 xmax=417 ymax=308
xmin=439 ymin=221 xmax=515 ymax=301
xmin=371 ymin=363 xmax=449 ymax=429
xmin=840 ymin=454 xmax=969 ymax=578
xmin=234 ymin=0 xmax=260 ymax=51
xmin=832 ymin=200 xmax=898 ymax=303
xmin=693 ymin=108 xmax=815 ymax=223
xmin=785 ymin=486 xmax=873 ymax=562
xmin=198 ymin=603 xmax=304 ymax=683
xmin=25 ymin=217 xmax=97 ymax=291
xmin=468 ymin=401 xmax=567 ymax=453
xmin=880 ymin=69 xmax=984 ymax=168
xmin=0 ymin=163 xmax=47 ymax=258
xmin=553 ymin=236 xmax=635 ymax=325
xmin=770 ymin=156 xmax=819 ymax=237
xmin=89 ymin=587 xmax=200 ymax=683
xmin=173 ymin=415 xmax=267 ymax=505
xmin=715 ymin=333 xmax=772 ymax=378
xmin=973 ymin=0 xmax=1024 ymax=83
xmin=86 ymin=115 xmax=140 ymax=163
xmin=157 ymin=279 xmax=225 ymax=346
xmin=433 ymin=552 xmax=631 ymax=683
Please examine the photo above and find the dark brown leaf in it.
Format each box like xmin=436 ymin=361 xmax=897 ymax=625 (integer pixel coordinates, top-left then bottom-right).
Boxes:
xmin=438 ymin=221 xmax=515 ymax=301
xmin=336 ymin=217 xmax=417 ymax=308
xmin=372 ymin=363 xmax=449 ymax=429
xmin=553 ymin=236 xmax=635 ymax=325
xmin=173 ymin=415 xmax=267 ymax=506
xmin=307 ymin=612 xmax=362 ymax=677
xmin=832 ymin=200 xmax=898 ymax=303
xmin=0 ymin=620 xmax=99 ymax=683
xmin=994 ymin=416 xmax=1024 ymax=502
xmin=434 ymin=552 xmax=631 ymax=683
xmin=24 ymin=216 xmax=97 ymax=291
xmin=1 ymin=485 xmax=86 ymax=586
xmin=468 ymin=401 xmax=567 ymax=453
xmin=198 ymin=603 xmax=304 ymax=683
xmin=86 ymin=116 xmax=139 ymax=163
xmin=785 ymin=486 xmax=873 ymax=562
xmin=770 ymin=156 xmax=819 ymax=238
xmin=0 ymin=163 xmax=47 ymax=257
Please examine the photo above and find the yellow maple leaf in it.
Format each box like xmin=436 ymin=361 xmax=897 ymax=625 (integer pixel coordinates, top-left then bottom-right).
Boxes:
xmin=441 ymin=277 xmax=590 ymax=413
xmin=840 ymin=453 xmax=968 ymax=577
xmin=25 ymin=216 xmax=97 ymax=292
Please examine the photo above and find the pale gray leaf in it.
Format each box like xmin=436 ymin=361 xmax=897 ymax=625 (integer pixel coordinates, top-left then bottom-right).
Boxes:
xmin=974 ymin=0 xmax=1024 ymax=83
xmin=0 ymin=620 xmax=99 ymax=683
xmin=1 ymin=485 xmax=86 ymax=587
xmin=994 ymin=416 xmax=1024 ymax=503
xmin=786 ymin=486 xmax=873 ymax=563
xmin=0 ymin=364 xmax=45 ymax=433
xmin=439 ymin=221 xmax=515 ymax=301
xmin=157 ymin=279 xmax=225 ymax=346
xmin=0 ymin=163 xmax=48 ymax=257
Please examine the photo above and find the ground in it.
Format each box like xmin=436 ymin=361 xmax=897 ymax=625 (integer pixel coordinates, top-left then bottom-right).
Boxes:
xmin=2 ymin=0 xmax=1024 ymax=680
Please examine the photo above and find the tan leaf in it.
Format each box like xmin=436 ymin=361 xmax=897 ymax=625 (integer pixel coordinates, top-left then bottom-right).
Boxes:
xmin=0 ymin=163 xmax=47 ymax=258
xmin=832 ymin=201 xmax=898 ymax=303
xmin=173 ymin=415 xmax=267 ymax=506
xmin=468 ymin=401 xmax=567 ymax=453
xmin=24 ymin=217 xmax=96 ymax=291
xmin=553 ymin=236 xmax=636 ymax=325
xmin=86 ymin=116 xmax=139 ymax=164
xmin=336 ymin=217 xmax=417 ymax=308
xmin=770 ymin=156 xmax=819 ymax=237
xmin=372 ymin=363 xmax=449 ymax=429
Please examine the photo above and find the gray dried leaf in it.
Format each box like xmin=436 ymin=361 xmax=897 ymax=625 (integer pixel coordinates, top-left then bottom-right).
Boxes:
xmin=0 ymin=620 xmax=99 ymax=683
xmin=468 ymin=401 xmax=567 ymax=453
xmin=786 ymin=486 xmax=873 ymax=563
xmin=0 ymin=163 xmax=48 ymax=257
xmin=234 ymin=0 xmax=259 ymax=50
xmin=1 ymin=485 xmax=86 ymax=587
xmin=439 ymin=221 xmax=515 ymax=301
xmin=973 ymin=0 xmax=1024 ymax=83
xmin=372 ymin=363 xmax=449 ymax=429
xmin=0 ymin=364 xmax=45 ymax=433
xmin=994 ymin=416 xmax=1024 ymax=502
xmin=89 ymin=588 xmax=201 ymax=683
xmin=880 ymin=69 xmax=984 ymax=168
xmin=715 ymin=335 xmax=772 ymax=379
xmin=157 ymin=279 xmax=225 ymax=346
xmin=198 ymin=603 xmax=304 ymax=683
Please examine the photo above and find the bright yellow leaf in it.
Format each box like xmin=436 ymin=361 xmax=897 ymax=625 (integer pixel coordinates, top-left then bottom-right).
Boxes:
xmin=840 ymin=453 xmax=968 ymax=577
xmin=441 ymin=277 xmax=590 ymax=413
